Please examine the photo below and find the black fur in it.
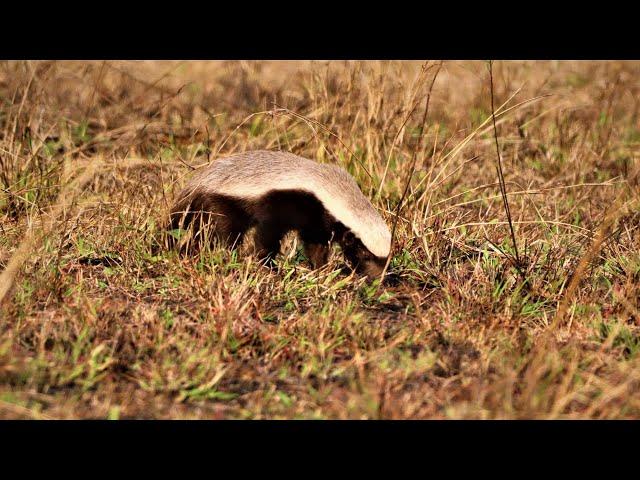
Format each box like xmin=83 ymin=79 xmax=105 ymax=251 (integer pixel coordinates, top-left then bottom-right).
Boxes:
xmin=167 ymin=188 xmax=387 ymax=279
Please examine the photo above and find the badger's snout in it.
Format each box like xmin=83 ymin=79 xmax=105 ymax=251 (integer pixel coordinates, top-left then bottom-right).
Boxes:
xmin=356 ymin=257 xmax=388 ymax=282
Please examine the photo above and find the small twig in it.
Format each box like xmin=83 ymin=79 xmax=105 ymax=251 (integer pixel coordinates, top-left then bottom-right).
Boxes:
xmin=489 ymin=60 xmax=521 ymax=271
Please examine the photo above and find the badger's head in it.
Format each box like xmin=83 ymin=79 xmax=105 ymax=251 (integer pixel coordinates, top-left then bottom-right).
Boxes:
xmin=339 ymin=230 xmax=389 ymax=281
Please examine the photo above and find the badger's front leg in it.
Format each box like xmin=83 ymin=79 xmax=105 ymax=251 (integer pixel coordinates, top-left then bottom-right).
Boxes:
xmin=253 ymin=222 xmax=285 ymax=265
xmin=300 ymin=229 xmax=330 ymax=270
xmin=302 ymin=242 xmax=328 ymax=269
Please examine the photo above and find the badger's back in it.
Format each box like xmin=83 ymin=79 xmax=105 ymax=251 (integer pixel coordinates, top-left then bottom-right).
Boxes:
xmin=181 ymin=150 xmax=391 ymax=258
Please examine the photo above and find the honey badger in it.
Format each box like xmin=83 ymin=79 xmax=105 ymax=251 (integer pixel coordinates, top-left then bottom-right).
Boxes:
xmin=168 ymin=150 xmax=392 ymax=279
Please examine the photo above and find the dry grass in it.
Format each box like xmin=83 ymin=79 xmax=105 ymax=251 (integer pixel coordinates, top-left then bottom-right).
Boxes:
xmin=0 ymin=60 xmax=639 ymax=419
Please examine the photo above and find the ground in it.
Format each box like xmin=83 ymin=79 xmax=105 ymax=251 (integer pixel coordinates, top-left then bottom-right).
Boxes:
xmin=0 ymin=60 xmax=639 ymax=419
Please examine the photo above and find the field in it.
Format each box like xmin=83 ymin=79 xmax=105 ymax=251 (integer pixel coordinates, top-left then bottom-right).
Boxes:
xmin=0 ymin=60 xmax=639 ymax=419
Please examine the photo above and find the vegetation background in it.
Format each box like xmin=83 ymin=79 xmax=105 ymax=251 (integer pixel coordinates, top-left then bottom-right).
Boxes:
xmin=0 ymin=60 xmax=638 ymax=419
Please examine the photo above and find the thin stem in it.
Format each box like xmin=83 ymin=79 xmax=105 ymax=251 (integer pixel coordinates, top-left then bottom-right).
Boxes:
xmin=489 ymin=60 xmax=521 ymax=267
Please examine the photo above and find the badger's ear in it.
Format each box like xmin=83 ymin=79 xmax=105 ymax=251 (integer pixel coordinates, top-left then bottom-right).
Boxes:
xmin=343 ymin=230 xmax=356 ymax=247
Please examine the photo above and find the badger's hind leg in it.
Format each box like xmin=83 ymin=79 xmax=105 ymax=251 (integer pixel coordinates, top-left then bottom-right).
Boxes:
xmin=168 ymin=191 xmax=249 ymax=254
